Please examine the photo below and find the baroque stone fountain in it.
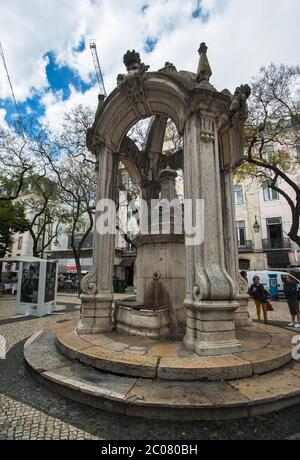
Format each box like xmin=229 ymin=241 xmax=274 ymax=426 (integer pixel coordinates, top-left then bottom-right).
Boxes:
xmin=23 ymin=44 xmax=299 ymax=421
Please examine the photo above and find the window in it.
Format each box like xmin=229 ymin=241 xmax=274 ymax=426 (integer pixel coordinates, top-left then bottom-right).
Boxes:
xmin=234 ymin=185 xmax=244 ymax=205
xmin=236 ymin=221 xmax=246 ymax=246
xmin=263 ymin=186 xmax=279 ymax=201
xmin=239 ymin=259 xmax=250 ymax=270
xmin=262 ymin=145 xmax=275 ymax=162
xmin=17 ymin=236 xmax=23 ymax=250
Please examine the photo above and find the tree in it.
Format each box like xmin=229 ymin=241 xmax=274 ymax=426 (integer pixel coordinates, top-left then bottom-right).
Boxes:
xmin=37 ymin=105 xmax=98 ymax=283
xmin=0 ymin=127 xmax=33 ymax=201
xmin=236 ymin=63 xmax=300 ymax=245
xmin=19 ymin=174 xmax=64 ymax=258
xmin=0 ymin=200 xmax=29 ymax=258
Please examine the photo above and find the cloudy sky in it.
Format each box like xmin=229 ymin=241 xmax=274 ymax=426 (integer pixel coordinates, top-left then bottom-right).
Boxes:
xmin=0 ymin=0 xmax=299 ymax=131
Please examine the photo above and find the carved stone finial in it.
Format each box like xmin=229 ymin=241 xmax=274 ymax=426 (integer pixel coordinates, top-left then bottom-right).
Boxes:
xmin=117 ymin=50 xmax=150 ymax=87
xmin=159 ymin=62 xmax=177 ymax=73
xmin=230 ymin=84 xmax=251 ymax=115
xmin=196 ymin=42 xmax=212 ymax=83
xmin=123 ymin=49 xmax=149 ymax=73
xmin=199 ymin=42 xmax=208 ymax=54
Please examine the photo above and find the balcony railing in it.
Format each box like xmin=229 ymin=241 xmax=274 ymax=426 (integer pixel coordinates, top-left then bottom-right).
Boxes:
xmin=122 ymin=247 xmax=136 ymax=256
xmin=237 ymin=240 xmax=253 ymax=252
xmin=262 ymin=238 xmax=292 ymax=250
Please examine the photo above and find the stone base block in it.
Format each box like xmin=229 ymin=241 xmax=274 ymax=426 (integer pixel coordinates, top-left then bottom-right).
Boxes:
xmin=77 ymin=294 xmax=113 ymax=335
xmin=183 ymin=300 xmax=241 ymax=356
xmin=115 ymin=302 xmax=170 ymax=339
xmin=235 ymin=296 xmax=253 ymax=328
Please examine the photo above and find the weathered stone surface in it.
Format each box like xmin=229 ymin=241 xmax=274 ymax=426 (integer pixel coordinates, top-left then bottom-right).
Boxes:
xmin=44 ymin=363 xmax=137 ymax=402
xmin=77 ymin=346 xmax=159 ymax=379
xmin=158 ymin=354 xmax=253 ymax=381
xmin=115 ymin=304 xmax=170 ymax=339
xmin=23 ymin=326 xmax=300 ymax=421
xmin=237 ymin=347 xmax=292 ymax=375
xmin=230 ymin=363 xmax=300 ymax=403
xmin=24 ymin=331 xmax=69 ymax=372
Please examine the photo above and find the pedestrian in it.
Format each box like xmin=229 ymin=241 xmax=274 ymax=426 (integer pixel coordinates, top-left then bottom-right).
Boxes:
xmin=284 ymin=275 xmax=300 ymax=328
xmin=249 ymin=276 xmax=269 ymax=323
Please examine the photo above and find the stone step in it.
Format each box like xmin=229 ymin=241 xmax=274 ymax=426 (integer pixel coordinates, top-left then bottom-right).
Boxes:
xmin=55 ymin=322 xmax=295 ymax=381
xmin=24 ymin=330 xmax=300 ymax=421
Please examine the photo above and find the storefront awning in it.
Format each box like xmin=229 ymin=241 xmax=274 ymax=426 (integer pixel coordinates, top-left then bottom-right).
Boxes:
xmin=0 ymin=256 xmax=44 ymax=263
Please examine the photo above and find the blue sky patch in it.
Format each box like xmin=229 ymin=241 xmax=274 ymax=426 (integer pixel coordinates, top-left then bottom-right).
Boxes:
xmin=45 ymin=51 xmax=92 ymax=100
xmin=192 ymin=0 xmax=209 ymax=22
xmin=0 ymin=93 xmax=45 ymax=132
xmin=72 ymin=39 xmax=86 ymax=54
xmin=1 ymin=49 xmax=96 ymax=129
xmin=144 ymin=37 xmax=159 ymax=53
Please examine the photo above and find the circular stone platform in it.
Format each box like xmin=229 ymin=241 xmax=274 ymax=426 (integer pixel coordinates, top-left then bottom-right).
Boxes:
xmin=23 ymin=321 xmax=300 ymax=420
xmin=54 ymin=321 xmax=293 ymax=381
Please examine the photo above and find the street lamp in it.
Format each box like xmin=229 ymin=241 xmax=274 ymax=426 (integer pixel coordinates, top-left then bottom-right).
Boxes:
xmin=253 ymin=216 xmax=260 ymax=234
xmin=53 ymin=238 xmax=59 ymax=247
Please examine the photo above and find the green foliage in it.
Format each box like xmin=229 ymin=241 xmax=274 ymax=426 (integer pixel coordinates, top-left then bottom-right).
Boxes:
xmin=0 ymin=201 xmax=29 ymax=257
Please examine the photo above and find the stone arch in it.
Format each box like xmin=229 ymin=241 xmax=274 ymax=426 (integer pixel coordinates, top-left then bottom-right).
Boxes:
xmin=92 ymin=72 xmax=190 ymax=153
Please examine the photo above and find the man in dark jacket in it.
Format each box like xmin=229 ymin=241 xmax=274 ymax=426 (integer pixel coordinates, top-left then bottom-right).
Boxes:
xmin=284 ymin=275 xmax=300 ymax=328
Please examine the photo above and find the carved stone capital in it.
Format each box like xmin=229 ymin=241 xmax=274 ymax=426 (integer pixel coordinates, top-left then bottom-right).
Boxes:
xmin=80 ymin=268 xmax=97 ymax=296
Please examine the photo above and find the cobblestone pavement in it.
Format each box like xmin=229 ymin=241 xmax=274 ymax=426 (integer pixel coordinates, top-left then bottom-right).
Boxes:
xmin=1 ymin=296 xmax=300 ymax=440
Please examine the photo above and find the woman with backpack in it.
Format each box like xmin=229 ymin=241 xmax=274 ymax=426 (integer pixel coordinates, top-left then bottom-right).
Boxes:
xmin=249 ymin=276 xmax=269 ymax=323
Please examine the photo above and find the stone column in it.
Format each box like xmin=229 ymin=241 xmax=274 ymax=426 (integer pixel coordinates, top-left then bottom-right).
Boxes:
xmin=221 ymin=168 xmax=252 ymax=327
xmin=77 ymin=143 xmax=118 ymax=335
xmin=183 ymin=110 xmax=241 ymax=356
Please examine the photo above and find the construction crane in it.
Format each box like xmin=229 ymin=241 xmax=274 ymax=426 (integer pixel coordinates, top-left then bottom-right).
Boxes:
xmin=90 ymin=40 xmax=107 ymax=99
xmin=0 ymin=40 xmax=24 ymax=132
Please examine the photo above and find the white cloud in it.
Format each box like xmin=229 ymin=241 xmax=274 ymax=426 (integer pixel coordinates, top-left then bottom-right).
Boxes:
xmin=0 ymin=0 xmax=299 ymax=130
xmin=0 ymin=109 xmax=8 ymax=129
xmin=40 ymin=85 xmax=99 ymax=132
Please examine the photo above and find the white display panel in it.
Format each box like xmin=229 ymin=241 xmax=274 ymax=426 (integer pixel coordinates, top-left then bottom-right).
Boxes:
xmin=16 ymin=261 xmax=58 ymax=317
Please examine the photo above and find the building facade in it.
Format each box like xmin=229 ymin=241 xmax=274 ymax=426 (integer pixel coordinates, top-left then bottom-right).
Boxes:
xmin=234 ymin=175 xmax=300 ymax=270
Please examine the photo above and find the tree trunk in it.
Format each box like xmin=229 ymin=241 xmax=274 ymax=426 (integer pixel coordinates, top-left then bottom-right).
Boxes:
xmin=74 ymin=251 xmax=82 ymax=295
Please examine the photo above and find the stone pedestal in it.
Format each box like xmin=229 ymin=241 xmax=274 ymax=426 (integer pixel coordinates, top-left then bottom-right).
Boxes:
xmin=234 ymin=294 xmax=252 ymax=328
xmin=184 ymin=300 xmax=241 ymax=356
xmin=77 ymin=294 xmax=114 ymax=335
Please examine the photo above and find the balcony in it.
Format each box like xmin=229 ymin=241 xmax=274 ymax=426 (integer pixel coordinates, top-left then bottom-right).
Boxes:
xmin=237 ymin=240 xmax=254 ymax=252
xmin=262 ymin=238 xmax=292 ymax=250
xmin=122 ymin=246 xmax=136 ymax=256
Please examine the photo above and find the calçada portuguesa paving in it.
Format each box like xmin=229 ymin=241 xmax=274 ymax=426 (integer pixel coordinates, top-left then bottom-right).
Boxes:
xmin=1 ymin=295 xmax=300 ymax=440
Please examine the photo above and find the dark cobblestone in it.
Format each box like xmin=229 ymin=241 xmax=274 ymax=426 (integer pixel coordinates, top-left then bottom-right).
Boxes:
xmin=1 ymin=297 xmax=300 ymax=440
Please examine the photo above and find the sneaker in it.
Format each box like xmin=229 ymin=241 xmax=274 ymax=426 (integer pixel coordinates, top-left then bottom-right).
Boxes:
xmin=294 ymin=323 xmax=300 ymax=328
xmin=288 ymin=322 xmax=295 ymax=327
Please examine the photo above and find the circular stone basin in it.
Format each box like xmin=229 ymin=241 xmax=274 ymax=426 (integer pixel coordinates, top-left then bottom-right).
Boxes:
xmin=54 ymin=321 xmax=295 ymax=382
